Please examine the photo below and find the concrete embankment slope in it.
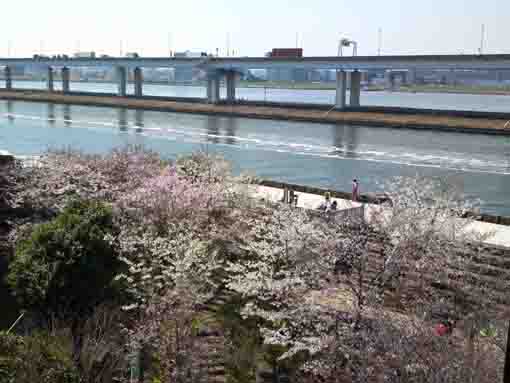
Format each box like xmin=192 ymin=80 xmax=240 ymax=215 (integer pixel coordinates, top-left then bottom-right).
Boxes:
xmin=1 ymin=90 xmax=510 ymax=135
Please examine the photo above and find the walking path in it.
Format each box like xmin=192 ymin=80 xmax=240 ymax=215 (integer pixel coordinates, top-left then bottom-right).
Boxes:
xmin=4 ymin=150 xmax=509 ymax=249
xmin=250 ymin=184 xmax=510 ymax=248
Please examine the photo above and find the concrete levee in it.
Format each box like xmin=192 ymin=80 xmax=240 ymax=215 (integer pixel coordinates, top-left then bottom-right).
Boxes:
xmin=1 ymin=90 xmax=510 ymax=136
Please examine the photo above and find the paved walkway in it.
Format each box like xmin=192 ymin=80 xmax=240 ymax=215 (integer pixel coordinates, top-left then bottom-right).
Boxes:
xmin=250 ymin=184 xmax=510 ymax=248
xmin=5 ymin=153 xmax=509 ymax=249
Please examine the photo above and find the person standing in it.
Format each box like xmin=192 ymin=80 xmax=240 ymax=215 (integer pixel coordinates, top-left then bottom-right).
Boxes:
xmin=352 ymin=179 xmax=360 ymax=202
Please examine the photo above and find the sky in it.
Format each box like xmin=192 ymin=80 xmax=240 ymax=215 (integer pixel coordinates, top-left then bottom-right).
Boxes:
xmin=1 ymin=0 xmax=509 ymax=57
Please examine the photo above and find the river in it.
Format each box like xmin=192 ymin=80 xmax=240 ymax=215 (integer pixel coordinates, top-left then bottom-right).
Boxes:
xmin=1 ymin=99 xmax=509 ymax=215
xmin=3 ymin=80 xmax=510 ymax=113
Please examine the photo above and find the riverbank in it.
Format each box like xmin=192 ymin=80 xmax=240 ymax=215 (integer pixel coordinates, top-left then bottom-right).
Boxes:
xmin=372 ymin=84 xmax=510 ymax=96
xmin=6 ymin=78 xmax=510 ymax=95
xmin=2 ymin=149 xmax=508 ymax=382
xmin=1 ymin=90 xmax=510 ymax=135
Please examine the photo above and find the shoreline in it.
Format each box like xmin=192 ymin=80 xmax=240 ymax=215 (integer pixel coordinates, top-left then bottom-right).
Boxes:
xmin=1 ymin=90 xmax=510 ymax=136
xmin=255 ymin=179 xmax=510 ymax=227
xmin=5 ymin=79 xmax=510 ymax=96
xmin=3 ymin=150 xmax=509 ymax=227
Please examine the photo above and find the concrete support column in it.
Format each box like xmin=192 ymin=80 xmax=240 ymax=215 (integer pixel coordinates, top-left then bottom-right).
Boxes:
xmin=225 ymin=71 xmax=236 ymax=103
xmin=406 ymin=69 xmax=416 ymax=85
xmin=445 ymin=69 xmax=456 ymax=86
xmin=349 ymin=70 xmax=361 ymax=107
xmin=61 ymin=67 xmax=70 ymax=93
xmin=335 ymin=70 xmax=347 ymax=109
xmin=116 ymin=66 xmax=127 ymax=97
xmin=47 ymin=67 xmax=54 ymax=92
xmin=4 ymin=66 xmax=12 ymax=90
xmin=134 ymin=67 xmax=143 ymax=97
xmin=384 ymin=70 xmax=394 ymax=90
xmin=207 ymin=76 xmax=220 ymax=104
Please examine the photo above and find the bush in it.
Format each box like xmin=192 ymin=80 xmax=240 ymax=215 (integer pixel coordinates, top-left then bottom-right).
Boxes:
xmin=6 ymin=199 xmax=124 ymax=371
xmin=7 ymin=199 xmax=122 ymax=321
xmin=0 ymin=331 xmax=79 ymax=383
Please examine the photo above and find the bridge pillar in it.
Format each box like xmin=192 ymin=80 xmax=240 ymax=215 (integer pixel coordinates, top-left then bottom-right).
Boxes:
xmin=335 ymin=70 xmax=347 ymax=109
xmin=225 ymin=71 xmax=236 ymax=103
xmin=406 ymin=69 xmax=416 ymax=85
xmin=350 ymin=70 xmax=361 ymax=107
xmin=61 ymin=67 xmax=70 ymax=93
xmin=384 ymin=70 xmax=395 ymax=90
xmin=207 ymin=76 xmax=220 ymax=104
xmin=134 ymin=67 xmax=143 ymax=97
xmin=4 ymin=66 xmax=12 ymax=90
xmin=47 ymin=67 xmax=54 ymax=92
xmin=445 ymin=69 xmax=456 ymax=85
xmin=116 ymin=66 xmax=127 ymax=97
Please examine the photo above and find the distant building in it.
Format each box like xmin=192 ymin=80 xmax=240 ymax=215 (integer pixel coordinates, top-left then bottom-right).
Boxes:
xmin=266 ymin=48 xmax=303 ymax=58
xmin=174 ymin=50 xmax=208 ymax=58
xmin=74 ymin=52 xmax=96 ymax=58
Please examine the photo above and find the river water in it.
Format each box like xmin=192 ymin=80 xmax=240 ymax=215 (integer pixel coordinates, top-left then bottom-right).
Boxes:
xmin=1 ymin=99 xmax=509 ymax=215
xmin=3 ymin=80 xmax=510 ymax=113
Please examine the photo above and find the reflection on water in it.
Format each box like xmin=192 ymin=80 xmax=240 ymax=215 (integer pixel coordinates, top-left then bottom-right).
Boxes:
xmin=63 ymin=105 xmax=71 ymax=127
xmin=203 ymin=117 xmax=238 ymax=145
xmin=206 ymin=116 xmax=220 ymax=144
xmin=333 ymin=124 xmax=359 ymax=158
xmin=118 ymin=108 xmax=128 ymax=132
xmin=1 ymin=99 xmax=509 ymax=215
xmin=135 ymin=110 xmax=144 ymax=134
xmin=225 ymin=118 xmax=237 ymax=145
xmin=6 ymin=100 xmax=14 ymax=123
xmin=47 ymin=104 xmax=56 ymax=125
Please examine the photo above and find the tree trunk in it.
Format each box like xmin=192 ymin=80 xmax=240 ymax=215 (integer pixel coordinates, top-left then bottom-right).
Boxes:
xmin=71 ymin=320 xmax=84 ymax=378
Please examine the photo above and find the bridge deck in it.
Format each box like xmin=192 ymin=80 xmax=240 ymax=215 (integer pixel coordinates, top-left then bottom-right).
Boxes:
xmin=2 ymin=54 xmax=510 ymax=70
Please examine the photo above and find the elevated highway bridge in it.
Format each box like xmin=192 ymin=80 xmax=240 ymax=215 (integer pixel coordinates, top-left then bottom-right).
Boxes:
xmin=1 ymin=54 xmax=510 ymax=108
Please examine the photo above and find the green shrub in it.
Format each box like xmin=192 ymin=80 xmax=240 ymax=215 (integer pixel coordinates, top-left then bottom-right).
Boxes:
xmin=7 ymin=199 xmax=122 ymax=322
xmin=0 ymin=331 xmax=79 ymax=383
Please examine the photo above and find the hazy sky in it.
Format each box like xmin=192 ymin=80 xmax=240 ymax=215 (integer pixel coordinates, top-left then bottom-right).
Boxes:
xmin=2 ymin=0 xmax=509 ymax=57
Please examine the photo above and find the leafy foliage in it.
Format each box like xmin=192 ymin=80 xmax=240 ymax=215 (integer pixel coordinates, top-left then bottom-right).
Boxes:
xmin=6 ymin=149 xmax=506 ymax=383
xmin=0 ymin=330 xmax=79 ymax=383
xmin=7 ymin=199 xmax=122 ymax=322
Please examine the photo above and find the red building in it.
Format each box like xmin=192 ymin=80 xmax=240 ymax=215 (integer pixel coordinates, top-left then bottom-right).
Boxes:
xmin=267 ymin=48 xmax=303 ymax=58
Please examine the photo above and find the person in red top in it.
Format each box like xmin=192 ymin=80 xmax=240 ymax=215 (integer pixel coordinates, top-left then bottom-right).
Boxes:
xmin=434 ymin=320 xmax=453 ymax=336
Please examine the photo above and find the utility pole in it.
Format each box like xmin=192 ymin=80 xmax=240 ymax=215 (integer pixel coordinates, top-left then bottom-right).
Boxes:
xmin=479 ymin=24 xmax=485 ymax=54
xmin=378 ymin=28 xmax=382 ymax=56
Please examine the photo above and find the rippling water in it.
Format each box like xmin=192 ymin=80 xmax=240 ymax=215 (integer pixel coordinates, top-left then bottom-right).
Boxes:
xmin=1 ymin=100 xmax=509 ymax=215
